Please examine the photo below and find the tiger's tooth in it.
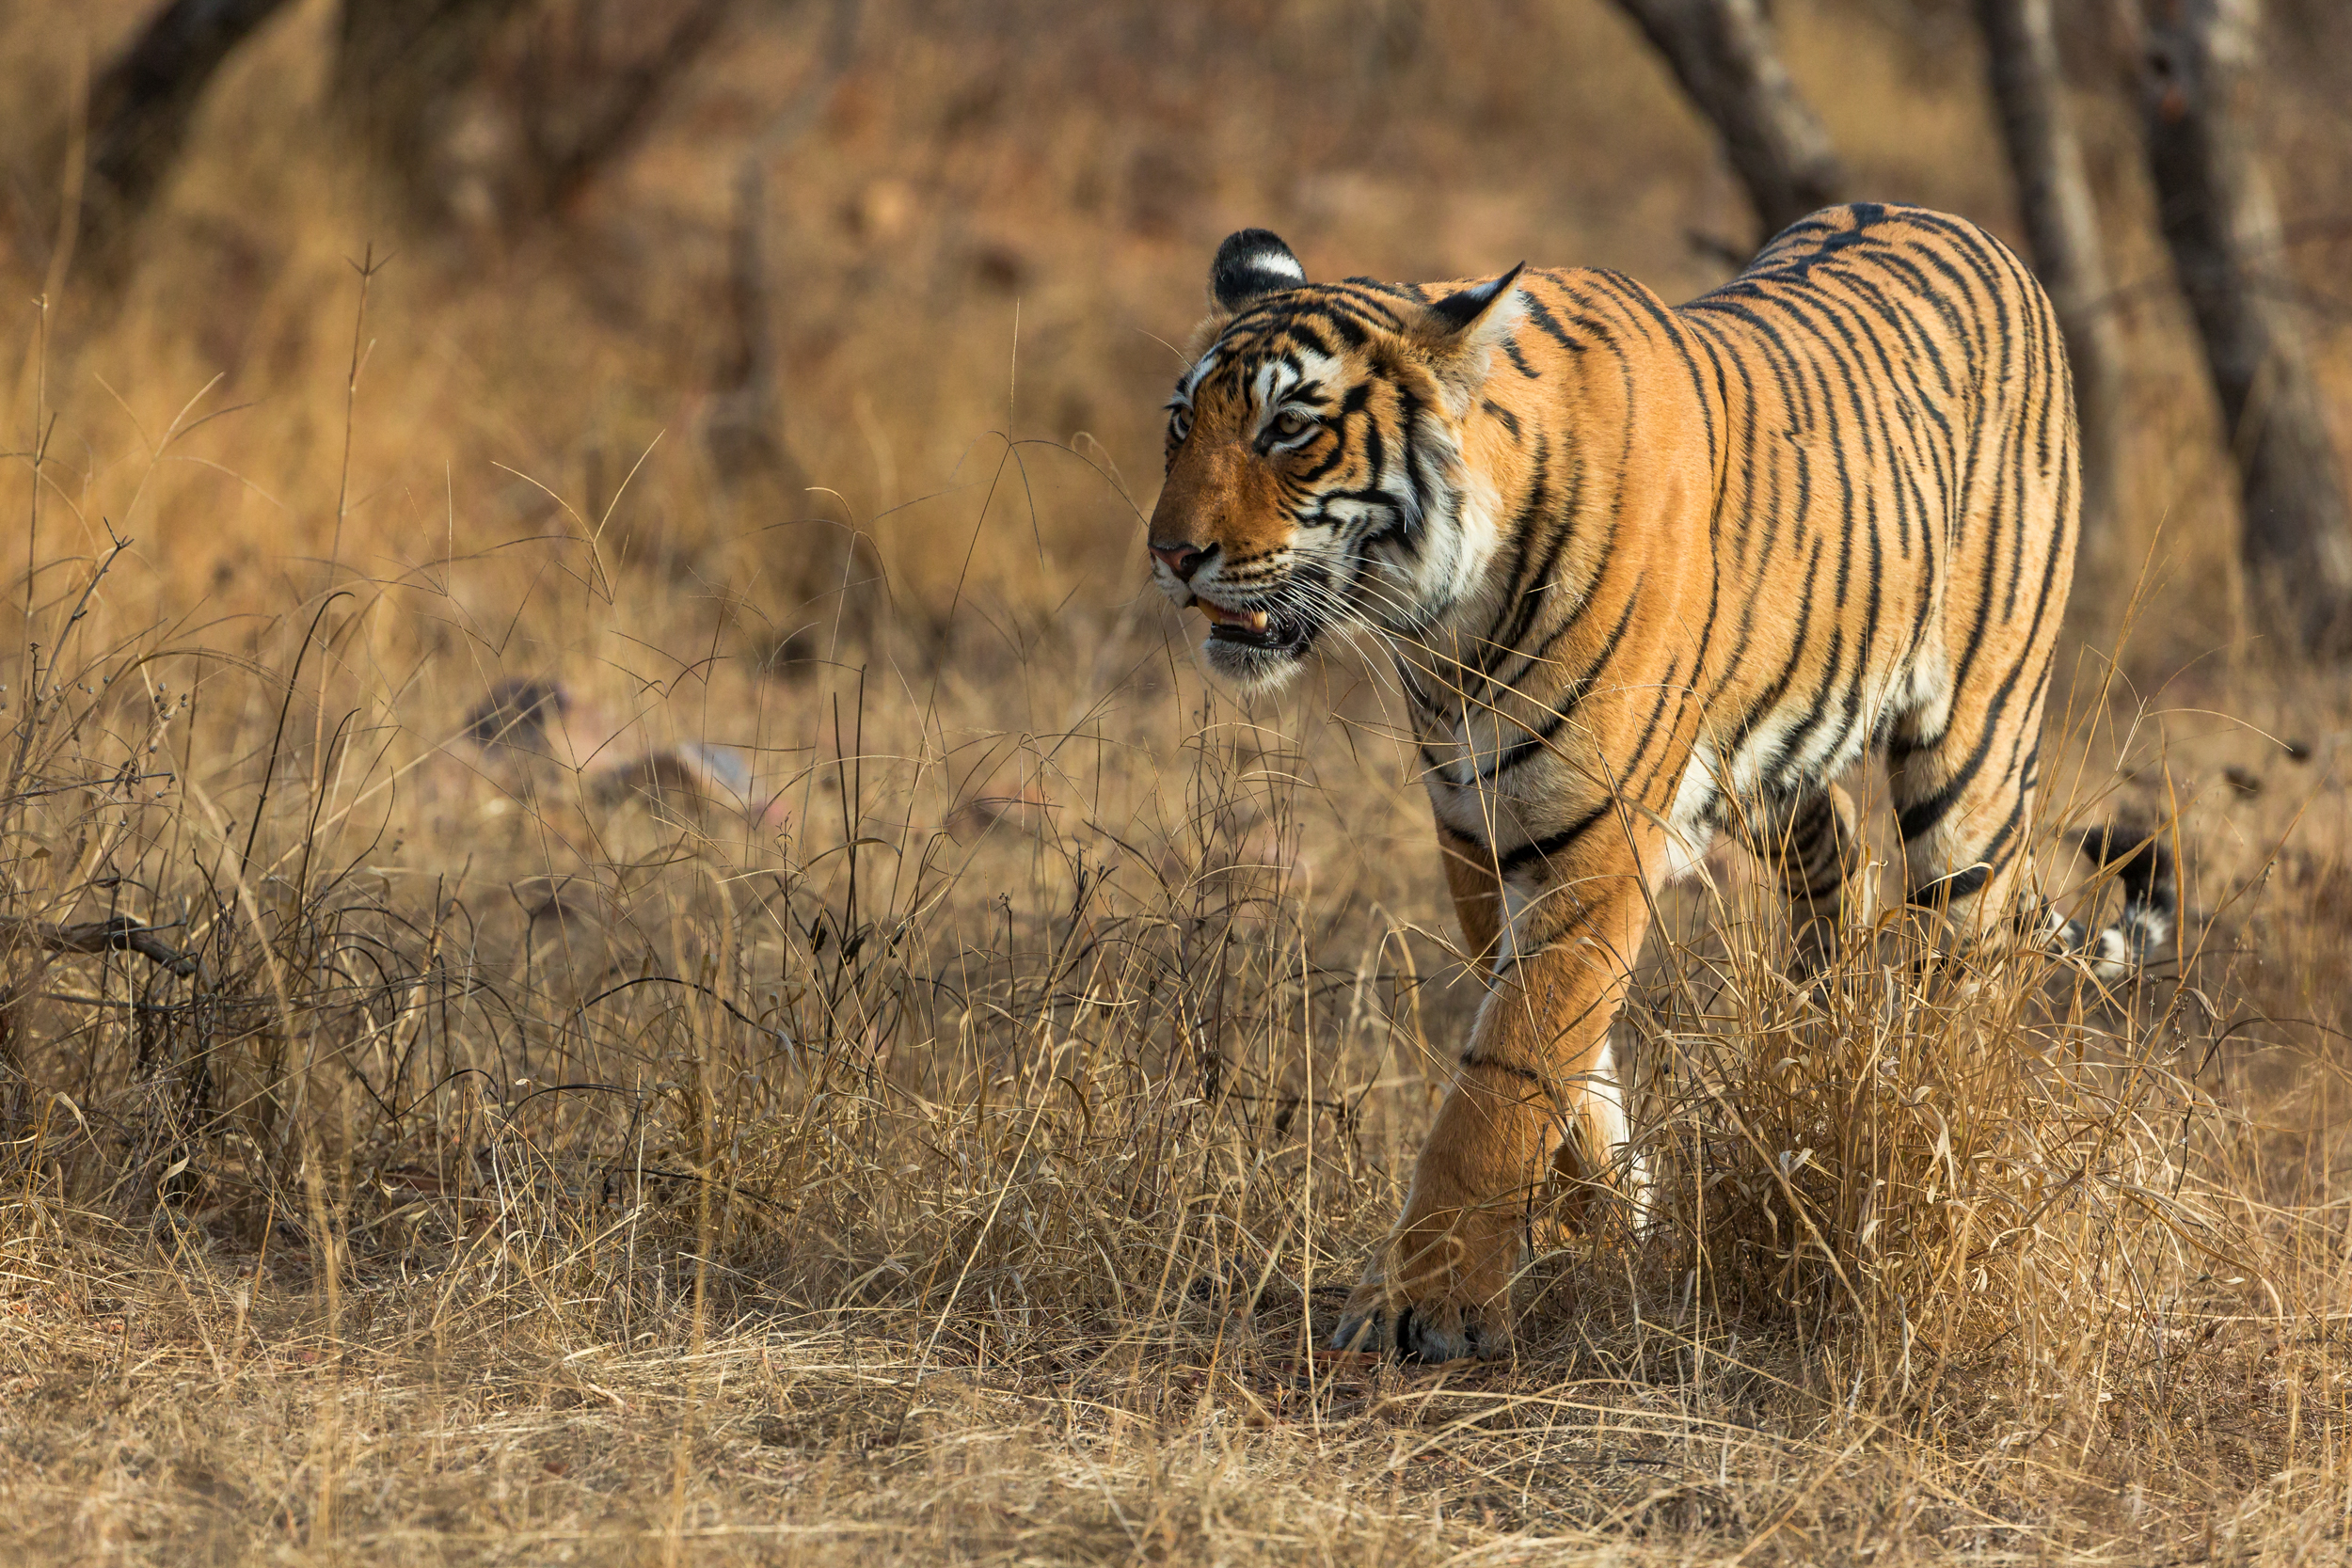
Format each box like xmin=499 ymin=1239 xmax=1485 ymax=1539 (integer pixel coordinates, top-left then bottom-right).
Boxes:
xmin=1243 ymin=610 xmax=1268 ymax=631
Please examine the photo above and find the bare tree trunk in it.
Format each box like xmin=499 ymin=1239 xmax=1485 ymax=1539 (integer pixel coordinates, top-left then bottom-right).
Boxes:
xmin=704 ymin=158 xmax=789 ymax=488
xmin=703 ymin=0 xmax=857 ymax=491
xmin=334 ymin=0 xmax=532 ymax=219
xmin=2140 ymin=0 xmax=2352 ymax=654
xmin=1976 ymin=0 xmax=2127 ymax=596
xmin=516 ymin=0 xmax=733 ymax=217
xmin=76 ymin=0 xmax=300 ymax=280
xmin=339 ymin=0 xmax=740 ymax=232
xmin=1611 ymin=0 xmax=1846 ymax=245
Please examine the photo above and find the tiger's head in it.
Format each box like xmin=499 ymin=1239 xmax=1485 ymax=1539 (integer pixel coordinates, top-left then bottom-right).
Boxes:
xmin=1148 ymin=229 xmax=1525 ymax=691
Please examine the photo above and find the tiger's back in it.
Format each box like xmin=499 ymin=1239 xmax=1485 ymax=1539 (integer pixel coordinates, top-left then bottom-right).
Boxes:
xmin=1662 ymin=201 xmax=2080 ymax=911
xmin=1400 ymin=201 xmax=2077 ymax=950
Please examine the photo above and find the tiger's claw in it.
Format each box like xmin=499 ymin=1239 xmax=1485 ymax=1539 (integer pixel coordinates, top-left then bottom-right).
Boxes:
xmin=1331 ymin=1269 xmax=1508 ymax=1363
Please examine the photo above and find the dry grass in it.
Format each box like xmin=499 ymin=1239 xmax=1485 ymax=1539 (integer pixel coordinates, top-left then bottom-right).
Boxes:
xmin=5 ymin=1 xmax=2352 ymax=1563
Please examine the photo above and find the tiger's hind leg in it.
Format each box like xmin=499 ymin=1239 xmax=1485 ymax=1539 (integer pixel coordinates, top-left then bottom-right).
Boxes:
xmin=1887 ymin=705 xmax=2179 ymax=982
xmin=1736 ymin=782 xmax=1873 ymax=975
xmin=1884 ymin=697 xmax=2047 ymax=965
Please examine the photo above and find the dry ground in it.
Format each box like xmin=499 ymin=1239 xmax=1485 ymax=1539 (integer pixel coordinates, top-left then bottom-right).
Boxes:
xmin=2 ymin=412 xmax=2346 ymax=1566
xmin=5 ymin=1 xmax=2352 ymax=1563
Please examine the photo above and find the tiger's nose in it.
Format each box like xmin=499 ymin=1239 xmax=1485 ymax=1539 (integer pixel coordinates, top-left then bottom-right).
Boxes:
xmin=1151 ymin=540 xmax=1215 ymax=581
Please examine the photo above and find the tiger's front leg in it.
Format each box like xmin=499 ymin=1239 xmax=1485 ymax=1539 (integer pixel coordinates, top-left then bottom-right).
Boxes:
xmin=1333 ymin=844 xmax=1652 ymax=1361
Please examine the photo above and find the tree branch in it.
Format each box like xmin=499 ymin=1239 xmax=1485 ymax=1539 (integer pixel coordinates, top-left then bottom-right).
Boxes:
xmin=1977 ymin=0 xmax=2127 ymax=584
xmin=1613 ymin=0 xmax=1845 ymax=246
xmin=0 ymin=915 xmax=198 ymax=977
xmin=77 ymin=0 xmax=300 ymax=278
xmin=2140 ymin=0 xmax=2352 ymax=654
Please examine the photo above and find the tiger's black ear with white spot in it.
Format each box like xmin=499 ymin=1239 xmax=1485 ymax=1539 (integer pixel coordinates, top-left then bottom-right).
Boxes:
xmin=1210 ymin=230 xmax=1308 ymax=312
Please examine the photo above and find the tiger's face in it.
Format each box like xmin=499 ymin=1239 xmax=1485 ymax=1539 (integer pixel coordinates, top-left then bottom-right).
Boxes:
xmin=1148 ymin=230 xmax=1525 ymax=692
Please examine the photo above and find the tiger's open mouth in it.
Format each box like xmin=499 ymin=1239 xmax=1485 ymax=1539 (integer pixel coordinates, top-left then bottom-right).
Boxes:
xmin=1197 ymin=597 xmax=1315 ymax=656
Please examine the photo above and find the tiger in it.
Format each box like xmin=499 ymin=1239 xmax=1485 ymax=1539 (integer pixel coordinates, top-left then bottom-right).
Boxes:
xmin=1144 ymin=202 xmax=2176 ymax=1362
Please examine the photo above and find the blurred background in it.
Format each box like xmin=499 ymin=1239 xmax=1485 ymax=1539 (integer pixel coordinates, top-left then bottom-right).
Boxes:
xmin=4 ymin=0 xmax=2349 ymax=693
xmin=5 ymin=12 xmax=2352 ymax=1550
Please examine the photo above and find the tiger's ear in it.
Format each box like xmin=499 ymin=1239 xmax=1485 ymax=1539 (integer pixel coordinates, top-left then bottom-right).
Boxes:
xmin=1421 ymin=262 xmax=1526 ymax=343
xmin=1413 ymin=262 xmax=1526 ymax=411
xmin=1209 ymin=229 xmax=1307 ymax=312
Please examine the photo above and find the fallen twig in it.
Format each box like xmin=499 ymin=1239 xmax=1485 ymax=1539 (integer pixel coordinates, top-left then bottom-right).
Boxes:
xmin=0 ymin=915 xmax=199 ymax=976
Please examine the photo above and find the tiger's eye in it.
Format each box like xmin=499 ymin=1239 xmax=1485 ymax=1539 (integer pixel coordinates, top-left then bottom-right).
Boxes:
xmin=1272 ymin=411 xmax=1315 ymax=440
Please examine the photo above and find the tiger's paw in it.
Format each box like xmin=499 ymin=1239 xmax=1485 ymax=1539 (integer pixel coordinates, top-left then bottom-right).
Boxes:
xmin=1327 ymin=1234 xmax=1515 ymax=1363
xmin=1329 ymin=1293 xmax=1505 ymax=1363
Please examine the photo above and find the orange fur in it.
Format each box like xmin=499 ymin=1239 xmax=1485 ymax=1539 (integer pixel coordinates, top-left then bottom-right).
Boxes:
xmin=1149 ymin=206 xmax=2119 ymax=1359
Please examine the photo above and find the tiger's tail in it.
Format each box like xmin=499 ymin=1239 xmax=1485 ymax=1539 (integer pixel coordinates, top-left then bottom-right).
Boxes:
xmin=2058 ymin=821 xmax=2180 ymax=982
